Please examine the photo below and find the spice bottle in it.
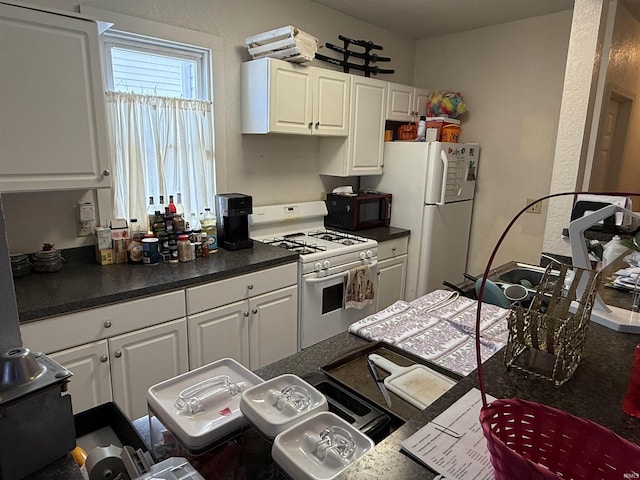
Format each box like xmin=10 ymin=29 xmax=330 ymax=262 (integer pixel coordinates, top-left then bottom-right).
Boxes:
xmin=178 ymin=234 xmax=191 ymax=262
xmin=128 ymin=218 xmax=143 ymax=264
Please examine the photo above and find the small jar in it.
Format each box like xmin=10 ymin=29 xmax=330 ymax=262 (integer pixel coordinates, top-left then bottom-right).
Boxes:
xmin=31 ymin=247 xmax=63 ymax=273
xmin=10 ymin=254 xmax=31 ymax=278
xmin=177 ymin=234 xmax=191 ymax=262
xmin=168 ymin=235 xmax=179 ymax=263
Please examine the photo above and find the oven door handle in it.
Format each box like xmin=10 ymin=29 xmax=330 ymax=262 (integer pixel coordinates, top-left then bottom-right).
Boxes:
xmin=304 ymin=260 xmax=378 ymax=284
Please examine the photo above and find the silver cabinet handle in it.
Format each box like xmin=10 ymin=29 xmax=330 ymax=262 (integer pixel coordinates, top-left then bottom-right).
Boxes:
xmin=104 ymin=321 xmax=112 ymax=328
xmin=391 ymin=247 xmax=396 ymax=252
xmin=100 ymin=355 xmax=108 ymax=363
xmin=114 ymin=351 xmax=122 ymax=358
xmin=308 ymin=122 xmax=313 ymax=129
xmin=103 ymin=169 xmax=110 ymax=177
xmin=247 ymin=284 xmax=254 ymax=290
xmin=315 ymin=122 xmax=320 ymax=129
xmin=244 ymin=311 xmax=250 ymax=317
xmin=252 ymin=308 xmax=258 ymax=315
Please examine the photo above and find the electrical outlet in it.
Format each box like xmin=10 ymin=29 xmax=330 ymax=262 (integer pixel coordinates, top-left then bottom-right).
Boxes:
xmin=77 ymin=220 xmax=95 ymax=237
xmin=525 ymin=198 xmax=542 ymax=214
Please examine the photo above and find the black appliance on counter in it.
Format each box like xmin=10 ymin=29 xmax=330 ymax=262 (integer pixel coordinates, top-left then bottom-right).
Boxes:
xmin=0 ymin=347 xmax=75 ymax=480
xmin=325 ymin=191 xmax=392 ymax=231
xmin=215 ymin=193 xmax=254 ymax=250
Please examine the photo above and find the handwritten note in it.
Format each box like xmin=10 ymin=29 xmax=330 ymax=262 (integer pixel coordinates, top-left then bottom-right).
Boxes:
xmin=401 ymin=388 xmax=495 ymax=480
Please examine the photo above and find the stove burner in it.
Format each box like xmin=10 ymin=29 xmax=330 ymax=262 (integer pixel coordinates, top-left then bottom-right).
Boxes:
xmin=308 ymin=230 xmax=367 ymax=245
xmin=262 ymin=237 xmax=327 ymax=254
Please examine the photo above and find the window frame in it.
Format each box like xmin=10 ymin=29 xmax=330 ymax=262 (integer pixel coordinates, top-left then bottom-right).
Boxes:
xmin=79 ymin=6 xmax=228 ymax=218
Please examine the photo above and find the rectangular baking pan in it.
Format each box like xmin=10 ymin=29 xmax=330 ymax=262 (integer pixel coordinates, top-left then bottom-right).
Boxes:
xmin=321 ymin=341 xmax=462 ymax=422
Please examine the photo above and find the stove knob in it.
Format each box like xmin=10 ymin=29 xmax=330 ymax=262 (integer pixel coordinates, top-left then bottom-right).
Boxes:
xmin=314 ymin=262 xmax=322 ymax=272
xmin=323 ymin=260 xmax=331 ymax=270
xmin=359 ymin=251 xmax=366 ymax=260
xmin=366 ymin=250 xmax=373 ymax=258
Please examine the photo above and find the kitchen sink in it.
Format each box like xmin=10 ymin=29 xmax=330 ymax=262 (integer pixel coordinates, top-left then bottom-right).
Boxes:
xmin=495 ymin=263 xmax=550 ymax=288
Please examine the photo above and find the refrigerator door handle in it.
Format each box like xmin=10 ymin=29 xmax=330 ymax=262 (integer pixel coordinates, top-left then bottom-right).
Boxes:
xmin=437 ymin=149 xmax=449 ymax=205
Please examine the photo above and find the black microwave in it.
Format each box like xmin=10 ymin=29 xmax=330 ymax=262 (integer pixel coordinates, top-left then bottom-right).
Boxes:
xmin=325 ymin=192 xmax=392 ymax=231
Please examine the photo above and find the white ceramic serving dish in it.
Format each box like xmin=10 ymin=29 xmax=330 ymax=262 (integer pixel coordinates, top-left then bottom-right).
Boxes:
xmin=240 ymin=374 xmax=328 ymax=440
xmin=272 ymin=411 xmax=374 ymax=480
xmin=147 ymin=358 xmax=263 ymax=453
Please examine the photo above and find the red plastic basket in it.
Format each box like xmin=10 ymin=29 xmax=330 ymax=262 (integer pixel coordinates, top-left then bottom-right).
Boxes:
xmin=475 ymin=191 xmax=640 ymax=480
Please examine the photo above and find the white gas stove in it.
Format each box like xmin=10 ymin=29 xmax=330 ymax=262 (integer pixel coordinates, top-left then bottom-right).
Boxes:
xmin=250 ymin=201 xmax=378 ymax=349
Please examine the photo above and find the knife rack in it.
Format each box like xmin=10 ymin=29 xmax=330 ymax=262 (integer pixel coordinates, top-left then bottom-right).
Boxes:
xmin=315 ymin=34 xmax=395 ymax=77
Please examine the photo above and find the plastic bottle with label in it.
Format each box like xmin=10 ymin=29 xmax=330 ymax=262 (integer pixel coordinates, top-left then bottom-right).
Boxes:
xmin=416 ymin=115 xmax=426 ymax=142
xmin=201 ymin=208 xmax=218 ymax=254
xmin=128 ymin=218 xmax=144 ymax=264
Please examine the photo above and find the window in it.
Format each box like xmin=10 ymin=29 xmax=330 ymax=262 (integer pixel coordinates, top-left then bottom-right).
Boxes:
xmin=99 ymin=25 xmax=216 ymax=227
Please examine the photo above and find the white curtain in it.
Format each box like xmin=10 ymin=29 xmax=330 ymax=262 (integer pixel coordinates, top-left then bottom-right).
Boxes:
xmin=105 ymin=91 xmax=215 ymax=226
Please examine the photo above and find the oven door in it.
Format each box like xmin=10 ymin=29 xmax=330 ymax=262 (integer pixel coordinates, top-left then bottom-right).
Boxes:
xmin=300 ymin=258 xmax=378 ymax=349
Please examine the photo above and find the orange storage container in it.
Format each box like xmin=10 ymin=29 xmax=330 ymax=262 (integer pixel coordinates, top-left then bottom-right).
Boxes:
xmin=441 ymin=124 xmax=462 ymax=143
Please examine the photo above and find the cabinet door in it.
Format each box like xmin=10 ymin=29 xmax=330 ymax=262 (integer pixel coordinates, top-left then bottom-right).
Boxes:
xmin=375 ymin=256 xmax=408 ymax=311
xmin=386 ymin=82 xmax=414 ymax=121
xmin=414 ymin=88 xmax=430 ymax=118
xmin=50 ymin=340 xmax=112 ymax=414
xmin=248 ymin=285 xmax=298 ymax=370
xmin=313 ymin=69 xmax=350 ymax=136
xmin=187 ymin=300 xmax=249 ymax=369
xmin=0 ymin=3 xmax=110 ymax=192
xmin=269 ymin=60 xmax=313 ymax=135
xmin=110 ymin=319 xmax=188 ymax=419
xmin=347 ymin=76 xmax=387 ymax=175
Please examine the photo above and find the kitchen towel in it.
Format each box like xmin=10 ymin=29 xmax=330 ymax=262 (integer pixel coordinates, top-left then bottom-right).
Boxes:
xmin=345 ymin=265 xmax=375 ymax=309
xmin=349 ymin=289 xmax=509 ymax=376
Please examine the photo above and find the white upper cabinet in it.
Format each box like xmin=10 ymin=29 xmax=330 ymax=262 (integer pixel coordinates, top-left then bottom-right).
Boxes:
xmin=386 ymin=82 xmax=429 ymax=121
xmin=241 ymin=58 xmax=350 ymax=136
xmin=319 ymin=76 xmax=387 ymax=176
xmin=0 ymin=3 xmax=111 ymax=192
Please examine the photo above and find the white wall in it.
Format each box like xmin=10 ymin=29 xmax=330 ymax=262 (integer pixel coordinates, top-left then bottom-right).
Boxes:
xmin=4 ymin=0 xmax=417 ymax=254
xmin=606 ymin=3 xmax=640 ymax=193
xmin=414 ymin=11 xmax=573 ymax=276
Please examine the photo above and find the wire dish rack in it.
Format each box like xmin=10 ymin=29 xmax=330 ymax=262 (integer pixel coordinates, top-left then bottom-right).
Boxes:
xmin=503 ymin=263 xmax=601 ymax=386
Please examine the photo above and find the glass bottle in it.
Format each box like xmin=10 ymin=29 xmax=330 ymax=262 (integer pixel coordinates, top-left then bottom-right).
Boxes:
xmin=146 ymin=196 xmax=156 ymax=234
xmin=158 ymin=195 xmax=166 ymax=214
xmin=168 ymin=195 xmax=177 ymax=214
xmin=128 ymin=218 xmax=143 ymax=264
xmin=201 ymin=208 xmax=218 ymax=254
xmin=175 ymin=193 xmax=185 ymax=218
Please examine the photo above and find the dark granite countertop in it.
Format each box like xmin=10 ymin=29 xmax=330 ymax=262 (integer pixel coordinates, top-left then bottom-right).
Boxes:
xmin=14 ymin=243 xmax=298 ymax=323
xmin=259 ymin=325 xmax=640 ymax=479
xmin=28 ymin=310 xmax=640 ymax=480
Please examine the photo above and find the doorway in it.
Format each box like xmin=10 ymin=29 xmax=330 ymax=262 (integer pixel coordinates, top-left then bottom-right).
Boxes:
xmin=590 ymin=85 xmax=633 ymax=192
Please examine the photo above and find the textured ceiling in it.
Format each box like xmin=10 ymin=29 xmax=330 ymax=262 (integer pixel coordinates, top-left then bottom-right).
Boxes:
xmin=307 ymin=0 xmax=575 ymax=39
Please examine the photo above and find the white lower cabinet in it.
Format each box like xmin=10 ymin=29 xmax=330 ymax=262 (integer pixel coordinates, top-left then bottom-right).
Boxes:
xmin=109 ymin=319 xmax=188 ymax=420
xmin=49 ymin=340 xmax=112 ymax=415
xmin=49 ymin=318 xmax=188 ymax=420
xmin=375 ymin=237 xmax=409 ymax=310
xmin=187 ymin=264 xmax=298 ymax=371
xmin=21 ymin=290 xmax=187 ymax=419
xmin=20 ymin=264 xmax=298 ymax=419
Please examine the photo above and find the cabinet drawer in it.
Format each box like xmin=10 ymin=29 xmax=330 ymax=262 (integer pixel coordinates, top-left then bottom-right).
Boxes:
xmin=377 ymin=237 xmax=409 ymax=260
xmin=21 ymin=290 xmax=186 ymax=354
xmin=186 ymin=263 xmax=297 ymax=315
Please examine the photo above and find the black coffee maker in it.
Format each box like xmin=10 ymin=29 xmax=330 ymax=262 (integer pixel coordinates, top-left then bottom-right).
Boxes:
xmin=215 ymin=193 xmax=254 ymax=250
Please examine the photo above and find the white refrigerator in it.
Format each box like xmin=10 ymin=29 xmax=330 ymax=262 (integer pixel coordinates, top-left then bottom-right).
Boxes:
xmin=362 ymin=141 xmax=480 ymax=300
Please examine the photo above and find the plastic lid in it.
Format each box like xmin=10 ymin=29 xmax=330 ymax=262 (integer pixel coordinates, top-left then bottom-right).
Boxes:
xmin=178 ymin=235 xmax=189 ymax=240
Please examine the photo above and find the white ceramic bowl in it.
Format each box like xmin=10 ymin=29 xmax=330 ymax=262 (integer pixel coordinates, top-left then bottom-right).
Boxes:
xmin=240 ymin=374 xmax=328 ymax=440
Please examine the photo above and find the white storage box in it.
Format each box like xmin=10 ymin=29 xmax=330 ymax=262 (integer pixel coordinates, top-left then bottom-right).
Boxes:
xmin=240 ymin=374 xmax=328 ymax=441
xmin=147 ymin=358 xmax=264 ymax=457
xmin=245 ymin=25 xmax=320 ymax=63
xmin=272 ymin=411 xmax=374 ymax=480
